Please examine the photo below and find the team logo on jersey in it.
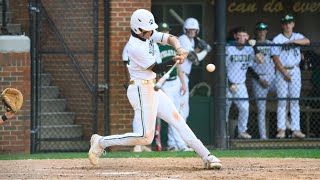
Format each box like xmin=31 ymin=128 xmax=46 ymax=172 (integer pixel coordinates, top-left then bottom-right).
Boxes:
xmin=258 ymin=47 xmax=271 ymax=56
xmin=149 ymin=40 xmax=154 ymax=55
xmin=230 ymin=54 xmax=249 ymax=62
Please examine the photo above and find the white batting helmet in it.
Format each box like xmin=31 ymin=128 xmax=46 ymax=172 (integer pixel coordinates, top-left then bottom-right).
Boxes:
xmin=130 ymin=9 xmax=158 ymax=34
xmin=183 ymin=18 xmax=200 ymax=34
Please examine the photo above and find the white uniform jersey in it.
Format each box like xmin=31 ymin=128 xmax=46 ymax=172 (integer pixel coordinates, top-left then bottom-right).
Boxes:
xmin=127 ymin=30 xmax=168 ymax=80
xmin=178 ymin=34 xmax=195 ymax=74
xmin=253 ymin=40 xmax=274 ymax=75
xmin=226 ymin=46 xmax=255 ymax=83
xmin=271 ymin=32 xmax=304 ymax=67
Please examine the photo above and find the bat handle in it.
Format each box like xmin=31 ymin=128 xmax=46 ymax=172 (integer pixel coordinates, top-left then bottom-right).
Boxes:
xmin=154 ymin=84 xmax=161 ymax=91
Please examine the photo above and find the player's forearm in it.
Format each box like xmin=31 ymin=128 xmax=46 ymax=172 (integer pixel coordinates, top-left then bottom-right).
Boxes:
xmin=289 ymin=38 xmax=310 ymax=46
xmin=167 ymin=35 xmax=182 ymax=50
xmin=272 ymin=55 xmax=286 ymax=75
xmin=177 ymin=65 xmax=186 ymax=86
xmin=149 ymin=59 xmax=175 ymax=74
xmin=196 ymin=50 xmax=208 ymax=61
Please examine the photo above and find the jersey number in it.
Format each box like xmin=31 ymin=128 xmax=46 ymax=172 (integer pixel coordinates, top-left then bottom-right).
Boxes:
xmin=241 ymin=63 xmax=249 ymax=70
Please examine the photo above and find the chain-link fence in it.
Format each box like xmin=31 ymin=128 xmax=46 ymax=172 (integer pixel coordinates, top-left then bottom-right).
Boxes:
xmin=227 ymin=42 xmax=320 ymax=149
xmin=29 ymin=0 xmax=99 ymax=153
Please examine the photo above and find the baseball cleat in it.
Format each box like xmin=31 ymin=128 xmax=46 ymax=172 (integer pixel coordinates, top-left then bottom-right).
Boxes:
xmin=88 ymin=134 xmax=104 ymax=166
xmin=276 ymin=130 xmax=285 ymax=139
xmin=238 ymin=132 xmax=252 ymax=139
xmin=292 ymin=131 xmax=306 ymax=139
xmin=204 ymin=155 xmax=222 ymax=170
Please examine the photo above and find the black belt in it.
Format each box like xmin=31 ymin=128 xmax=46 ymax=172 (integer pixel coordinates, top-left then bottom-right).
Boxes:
xmin=284 ymin=65 xmax=298 ymax=70
xmin=166 ymin=77 xmax=177 ymax=81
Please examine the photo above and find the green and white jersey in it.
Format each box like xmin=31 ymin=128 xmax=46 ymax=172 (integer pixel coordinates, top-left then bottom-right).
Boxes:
xmin=157 ymin=44 xmax=178 ymax=80
xmin=226 ymin=45 xmax=255 ymax=83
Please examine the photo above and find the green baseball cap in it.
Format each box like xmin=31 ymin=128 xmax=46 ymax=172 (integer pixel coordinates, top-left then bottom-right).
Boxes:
xmin=255 ymin=22 xmax=268 ymax=30
xmin=158 ymin=22 xmax=171 ymax=32
xmin=281 ymin=14 xmax=295 ymax=24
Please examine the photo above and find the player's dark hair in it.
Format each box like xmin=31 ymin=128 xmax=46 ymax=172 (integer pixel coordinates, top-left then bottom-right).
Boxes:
xmin=234 ymin=26 xmax=248 ymax=34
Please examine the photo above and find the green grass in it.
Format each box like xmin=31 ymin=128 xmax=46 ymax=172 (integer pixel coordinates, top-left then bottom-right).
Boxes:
xmin=0 ymin=149 xmax=319 ymax=160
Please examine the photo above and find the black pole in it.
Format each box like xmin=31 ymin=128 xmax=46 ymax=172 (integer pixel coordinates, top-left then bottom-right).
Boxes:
xmin=92 ymin=0 xmax=99 ymax=134
xmin=28 ymin=0 xmax=37 ymax=154
xmin=213 ymin=0 xmax=227 ymax=149
xmin=103 ymin=0 xmax=110 ymax=136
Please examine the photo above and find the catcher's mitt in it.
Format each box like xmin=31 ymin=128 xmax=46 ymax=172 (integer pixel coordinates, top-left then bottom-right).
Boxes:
xmin=195 ymin=37 xmax=212 ymax=53
xmin=188 ymin=51 xmax=200 ymax=66
xmin=1 ymin=88 xmax=23 ymax=113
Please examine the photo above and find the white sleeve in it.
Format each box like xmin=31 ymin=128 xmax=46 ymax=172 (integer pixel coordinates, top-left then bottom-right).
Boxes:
xmin=271 ymin=37 xmax=281 ymax=56
xmin=294 ymin=32 xmax=304 ymax=40
xmin=151 ymin=30 xmax=169 ymax=45
xmin=179 ymin=35 xmax=194 ymax=52
xmin=122 ymin=42 xmax=129 ymax=62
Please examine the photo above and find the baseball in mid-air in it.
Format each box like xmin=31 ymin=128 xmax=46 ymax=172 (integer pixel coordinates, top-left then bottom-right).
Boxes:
xmin=206 ymin=63 xmax=216 ymax=72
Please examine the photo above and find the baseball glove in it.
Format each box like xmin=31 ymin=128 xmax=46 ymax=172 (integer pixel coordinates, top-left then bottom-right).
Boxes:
xmin=1 ymin=88 xmax=23 ymax=113
xmin=195 ymin=37 xmax=212 ymax=53
xmin=188 ymin=51 xmax=200 ymax=66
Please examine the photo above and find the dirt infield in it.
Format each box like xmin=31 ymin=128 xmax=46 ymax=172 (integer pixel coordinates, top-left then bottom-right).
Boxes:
xmin=0 ymin=157 xmax=319 ymax=179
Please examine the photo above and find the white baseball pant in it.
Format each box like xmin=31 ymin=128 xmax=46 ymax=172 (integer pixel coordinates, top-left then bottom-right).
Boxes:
xmin=99 ymin=80 xmax=210 ymax=159
xmin=276 ymin=66 xmax=301 ymax=131
xmin=252 ymin=74 xmax=276 ymax=139
xmin=226 ymin=83 xmax=249 ymax=134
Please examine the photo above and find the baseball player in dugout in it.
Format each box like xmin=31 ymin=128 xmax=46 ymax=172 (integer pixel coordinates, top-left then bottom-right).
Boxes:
xmin=271 ymin=14 xmax=310 ymax=139
xmin=178 ymin=17 xmax=212 ymax=123
xmin=226 ymin=26 xmax=264 ymax=139
xmin=156 ymin=22 xmax=192 ymax=151
xmin=88 ymin=9 xmax=222 ymax=169
xmin=251 ymin=22 xmax=276 ymax=140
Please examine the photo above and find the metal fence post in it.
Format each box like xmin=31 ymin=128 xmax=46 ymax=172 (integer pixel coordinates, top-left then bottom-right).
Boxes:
xmin=213 ymin=0 xmax=227 ymax=149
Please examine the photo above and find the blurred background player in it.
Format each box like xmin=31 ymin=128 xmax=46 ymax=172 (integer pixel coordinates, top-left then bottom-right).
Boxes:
xmin=226 ymin=26 xmax=264 ymax=139
xmin=156 ymin=22 xmax=191 ymax=151
xmin=251 ymin=22 xmax=276 ymax=140
xmin=178 ymin=17 xmax=211 ymax=122
xmin=271 ymin=14 xmax=310 ymax=139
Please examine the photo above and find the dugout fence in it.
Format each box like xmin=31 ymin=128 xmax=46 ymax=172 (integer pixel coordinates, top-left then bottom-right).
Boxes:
xmin=226 ymin=43 xmax=320 ymax=149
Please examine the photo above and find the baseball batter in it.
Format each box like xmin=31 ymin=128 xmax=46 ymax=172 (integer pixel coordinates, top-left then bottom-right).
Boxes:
xmin=226 ymin=26 xmax=264 ymax=139
xmin=271 ymin=14 xmax=310 ymax=139
xmin=156 ymin=22 xmax=190 ymax=151
xmin=88 ymin=9 xmax=222 ymax=169
xmin=251 ymin=22 xmax=276 ymax=140
xmin=122 ymin=42 xmax=153 ymax=152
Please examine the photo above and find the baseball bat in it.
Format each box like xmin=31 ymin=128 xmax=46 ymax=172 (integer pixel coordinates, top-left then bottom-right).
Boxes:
xmin=169 ymin=9 xmax=184 ymax=25
xmin=154 ymin=60 xmax=180 ymax=91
